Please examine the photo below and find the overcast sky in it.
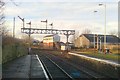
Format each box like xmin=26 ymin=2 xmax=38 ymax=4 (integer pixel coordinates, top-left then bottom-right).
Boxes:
xmin=4 ymin=0 xmax=119 ymax=42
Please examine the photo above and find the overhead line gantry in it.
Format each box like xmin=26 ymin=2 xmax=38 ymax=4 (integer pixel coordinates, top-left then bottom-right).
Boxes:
xmin=18 ymin=16 xmax=75 ymax=52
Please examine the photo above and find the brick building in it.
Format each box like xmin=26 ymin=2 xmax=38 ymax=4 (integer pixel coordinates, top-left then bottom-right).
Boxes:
xmin=43 ymin=34 xmax=60 ymax=49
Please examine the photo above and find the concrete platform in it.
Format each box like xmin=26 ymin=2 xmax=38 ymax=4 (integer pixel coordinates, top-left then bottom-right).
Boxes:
xmin=2 ymin=55 xmax=48 ymax=79
xmin=69 ymin=52 xmax=120 ymax=66
xmin=30 ymin=55 xmax=48 ymax=79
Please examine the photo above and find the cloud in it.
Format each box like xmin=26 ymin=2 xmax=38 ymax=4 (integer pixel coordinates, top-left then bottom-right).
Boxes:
xmin=4 ymin=1 xmax=118 ymax=42
xmin=106 ymin=22 xmax=118 ymax=31
xmin=5 ymin=2 xmax=118 ymax=21
xmin=5 ymin=7 xmax=34 ymax=18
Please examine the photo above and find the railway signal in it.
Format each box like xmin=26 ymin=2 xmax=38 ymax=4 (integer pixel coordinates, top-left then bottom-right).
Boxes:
xmin=18 ymin=16 xmax=25 ymax=28
xmin=41 ymin=19 xmax=47 ymax=30
xmin=49 ymin=23 xmax=53 ymax=29
xmin=26 ymin=21 xmax=32 ymax=54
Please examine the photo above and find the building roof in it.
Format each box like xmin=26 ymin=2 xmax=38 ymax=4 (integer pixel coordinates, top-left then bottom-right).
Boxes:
xmin=44 ymin=35 xmax=54 ymax=37
xmin=44 ymin=34 xmax=59 ymax=38
xmin=81 ymin=34 xmax=120 ymax=44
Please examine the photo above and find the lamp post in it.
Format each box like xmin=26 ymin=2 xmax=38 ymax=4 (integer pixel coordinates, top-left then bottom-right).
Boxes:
xmin=93 ymin=10 xmax=98 ymax=49
xmin=99 ymin=3 xmax=106 ymax=50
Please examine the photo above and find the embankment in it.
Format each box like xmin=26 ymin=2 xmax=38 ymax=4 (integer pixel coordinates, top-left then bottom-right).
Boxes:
xmin=68 ymin=52 xmax=120 ymax=78
xmin=2 ymin=43 xmax=28 ymax=63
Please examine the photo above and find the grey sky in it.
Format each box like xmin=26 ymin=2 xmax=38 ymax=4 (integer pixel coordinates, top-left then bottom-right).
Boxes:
xmin=4 ymin=0 xmax=119 ymax=42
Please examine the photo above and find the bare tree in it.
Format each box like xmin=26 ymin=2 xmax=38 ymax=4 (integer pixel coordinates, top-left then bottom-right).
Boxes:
xmin=0 ymin=0 xmax=5 ymax=36
xmin=0 ymin=1 xmax=11 ymax=45
xmin=21 ymin=34 xmax=34 ymax=43
xmin=70 ymin=31 xmax=79 ymax=43
xmin=2 ymin=25 xmax=9 ymax=36
xmin=70 ymin=35 xmax=75 ymax=43
xmin=82 ymin=28 xmax=92 ymax=34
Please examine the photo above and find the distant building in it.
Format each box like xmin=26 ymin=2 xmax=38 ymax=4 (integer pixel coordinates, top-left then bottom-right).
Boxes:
xmin=74 ymin=34 xmax=120 ymax=49
xmin=43 ymin=34 xmax=60 ymax=49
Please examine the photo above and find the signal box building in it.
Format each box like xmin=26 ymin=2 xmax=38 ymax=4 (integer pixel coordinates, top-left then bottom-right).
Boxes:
xmin=43 ymin=35 xmax=60 ymax=49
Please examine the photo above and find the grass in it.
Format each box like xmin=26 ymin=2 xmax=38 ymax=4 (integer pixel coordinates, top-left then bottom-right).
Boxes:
xmin=38 ymin=49 xmax=119 ymax=62
xmin=71 ymin=49 xmax=119 ymax=62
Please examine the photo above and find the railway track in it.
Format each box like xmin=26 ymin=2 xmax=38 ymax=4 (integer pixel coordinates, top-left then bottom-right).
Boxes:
xmin=38 ymin=54 xmax=73 ymax=80
xmin=45 ymin=53 xmax=105 ymax=78
xmin=37 ymin=52 xmax=99 ymax=80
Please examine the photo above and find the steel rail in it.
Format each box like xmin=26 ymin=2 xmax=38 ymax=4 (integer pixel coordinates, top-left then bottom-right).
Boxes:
xmin=38 ymin=54 xmax=73 ymax=80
